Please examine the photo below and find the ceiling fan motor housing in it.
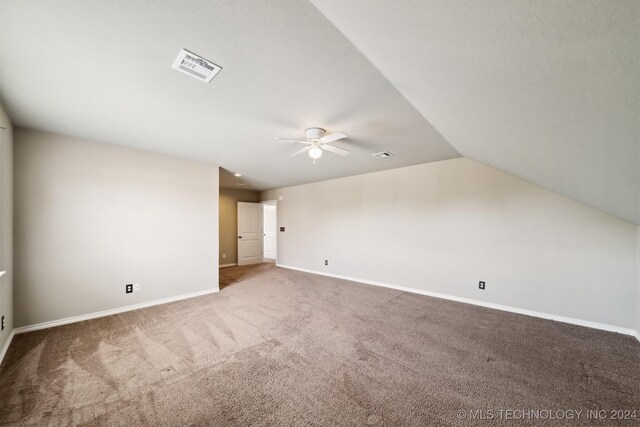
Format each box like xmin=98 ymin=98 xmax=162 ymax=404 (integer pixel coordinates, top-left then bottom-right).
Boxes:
xmin=305 ymin=127 xmax=326 ymax=141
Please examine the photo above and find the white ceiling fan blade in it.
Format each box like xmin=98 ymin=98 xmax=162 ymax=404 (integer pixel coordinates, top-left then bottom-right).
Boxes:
xmin=290 ymin=146 xmax=312 ymax=157
xmin=274 ymin=137 xmax=310 ymax=144
xmin=319 ymin=132 xmax=346 ymax=143
xmin=321 ymin=144 xmax=350 ymax=156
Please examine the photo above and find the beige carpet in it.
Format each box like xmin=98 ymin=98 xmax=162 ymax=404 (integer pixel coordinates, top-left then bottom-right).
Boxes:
xmin=1 ymin=263 xmax=639 ymax=426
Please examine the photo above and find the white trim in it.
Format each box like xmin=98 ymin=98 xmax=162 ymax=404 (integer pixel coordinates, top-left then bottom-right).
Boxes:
xmin=14 ymin=288 xmax=219 ymax=334
xmin=219 ymin=263 xmax=237 ymax=268
xmin=277 ymin=264 xmax=638 ymax=338
xmin=0 ymin=329 xmax=15 ymax=367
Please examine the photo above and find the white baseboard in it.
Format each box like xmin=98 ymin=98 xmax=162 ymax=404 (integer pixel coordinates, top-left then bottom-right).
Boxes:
xmin=14 ymin=288 xmax=219 ymax=335
xmin=220 ymin=263 xmax=237 ymax=268
xmin=277 ymin=264 xmax=639 ymax=339
xmin=0 ymin=329 xmax=15 ymax=367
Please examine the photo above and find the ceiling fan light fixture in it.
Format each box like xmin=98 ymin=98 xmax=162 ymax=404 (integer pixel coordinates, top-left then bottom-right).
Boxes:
xmin=308 ymin=146 xmax=323 ymax=159
xmin=275 ymin=127 xmax=349 ymax=160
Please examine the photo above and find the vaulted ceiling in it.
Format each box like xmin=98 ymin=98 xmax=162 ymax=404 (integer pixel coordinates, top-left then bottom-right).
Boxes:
xmin=1 ymin=1 xmax=638 ymax=223
xmin=312 ymin=0 xmax=640 ymax=224
xmin=0 ymin=1 xmax=458 ymax=192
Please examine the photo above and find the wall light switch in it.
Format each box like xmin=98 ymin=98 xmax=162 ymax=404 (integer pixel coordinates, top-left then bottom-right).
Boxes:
xmin=133 ymin=283 xmax=140 ymax=292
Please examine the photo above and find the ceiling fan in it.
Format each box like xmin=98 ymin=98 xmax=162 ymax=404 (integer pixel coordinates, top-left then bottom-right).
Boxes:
xmin=274 ymin=128 xmax=349 ymax=163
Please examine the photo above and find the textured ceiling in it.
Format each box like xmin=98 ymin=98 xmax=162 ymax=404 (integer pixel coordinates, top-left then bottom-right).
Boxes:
xmin=0 ymin=0 xmax=459 ymax=192
xmin=1 ymin=1 xmax=637 ymax=223
xmin=313 ymin=0 xmax=640 ymax=224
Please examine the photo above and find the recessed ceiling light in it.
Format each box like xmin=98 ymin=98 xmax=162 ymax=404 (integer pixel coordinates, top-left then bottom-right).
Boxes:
xmin=234 ymin=173 xmax=242 ymax=177
xmin=236 ymin=183 xmax=246 ymax=186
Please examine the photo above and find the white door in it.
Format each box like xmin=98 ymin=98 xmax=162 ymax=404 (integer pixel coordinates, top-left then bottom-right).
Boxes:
xmin=263 ymin=204 xmax=277 ymax=260
xmin=237 ymin=202 xmax=262 ymax=266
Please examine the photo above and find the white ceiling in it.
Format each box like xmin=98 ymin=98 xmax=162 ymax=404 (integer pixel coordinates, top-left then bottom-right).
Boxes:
xmin=219 ymin=167 xmax=255 ymax=191
xmin=1 ymin=1 xmax=638 ymax=224
xmin=312 ymin=0 xmax=640 ymax=224
xmin=0 ymin=0 xmax=458 ymax=192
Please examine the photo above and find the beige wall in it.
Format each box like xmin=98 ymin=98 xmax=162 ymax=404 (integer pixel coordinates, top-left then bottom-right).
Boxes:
xmin=637 ymin=226 xmax=640 ymax=335
xmin=263 ymin=158 xmax=637 ymax=330
xmin=0 ymin=103 xmax=13 ymax=354
xmin=14 ymin=129 xmax=219 ymax=327
xmin=637 ymin=143 xmax=640 ymax=336
xmin=219 ymin=186 xmax=259 ymax=265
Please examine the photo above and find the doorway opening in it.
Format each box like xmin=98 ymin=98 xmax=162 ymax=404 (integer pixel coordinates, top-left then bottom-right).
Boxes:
xmin=262 ymin=200 xmax=277 ymax=264
xmin=218 ymin=174 xmax=260 ymax=268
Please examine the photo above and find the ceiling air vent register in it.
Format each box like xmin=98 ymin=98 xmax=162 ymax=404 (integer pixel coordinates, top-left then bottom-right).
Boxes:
xmin=172 ymin=49 xmax=222 ymax=83
xmin=372 ymin=151 xmax=393 ymax=159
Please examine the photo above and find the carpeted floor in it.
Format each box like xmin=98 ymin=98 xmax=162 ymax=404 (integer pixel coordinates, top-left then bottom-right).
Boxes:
xmin=1 ymin=263 xmax=639 ymax=426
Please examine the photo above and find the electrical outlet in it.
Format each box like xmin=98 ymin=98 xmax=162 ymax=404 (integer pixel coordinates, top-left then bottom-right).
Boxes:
xmin=325 ymin=260 xmax=328 ymax=266
xmin=1 ymin=315 xmax=4 ymax=331
xmin=126 ymin=284 xmax=133 ymax=294
xmin=222 ymin=253 xmax=226 ymax=259
xmin=479 ymin=281 xmax=486 ymax=290
xmin=133 ymin=283 xmax=140 ymax=292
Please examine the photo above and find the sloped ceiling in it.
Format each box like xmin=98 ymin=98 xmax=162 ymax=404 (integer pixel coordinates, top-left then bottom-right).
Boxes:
xmin=0 ymin=0 xmax=458 ymax=192
xmin=312 ymin=0 xmax=640 ymax=224
xmin=1 ymin=1 xmax=638 ymax=223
